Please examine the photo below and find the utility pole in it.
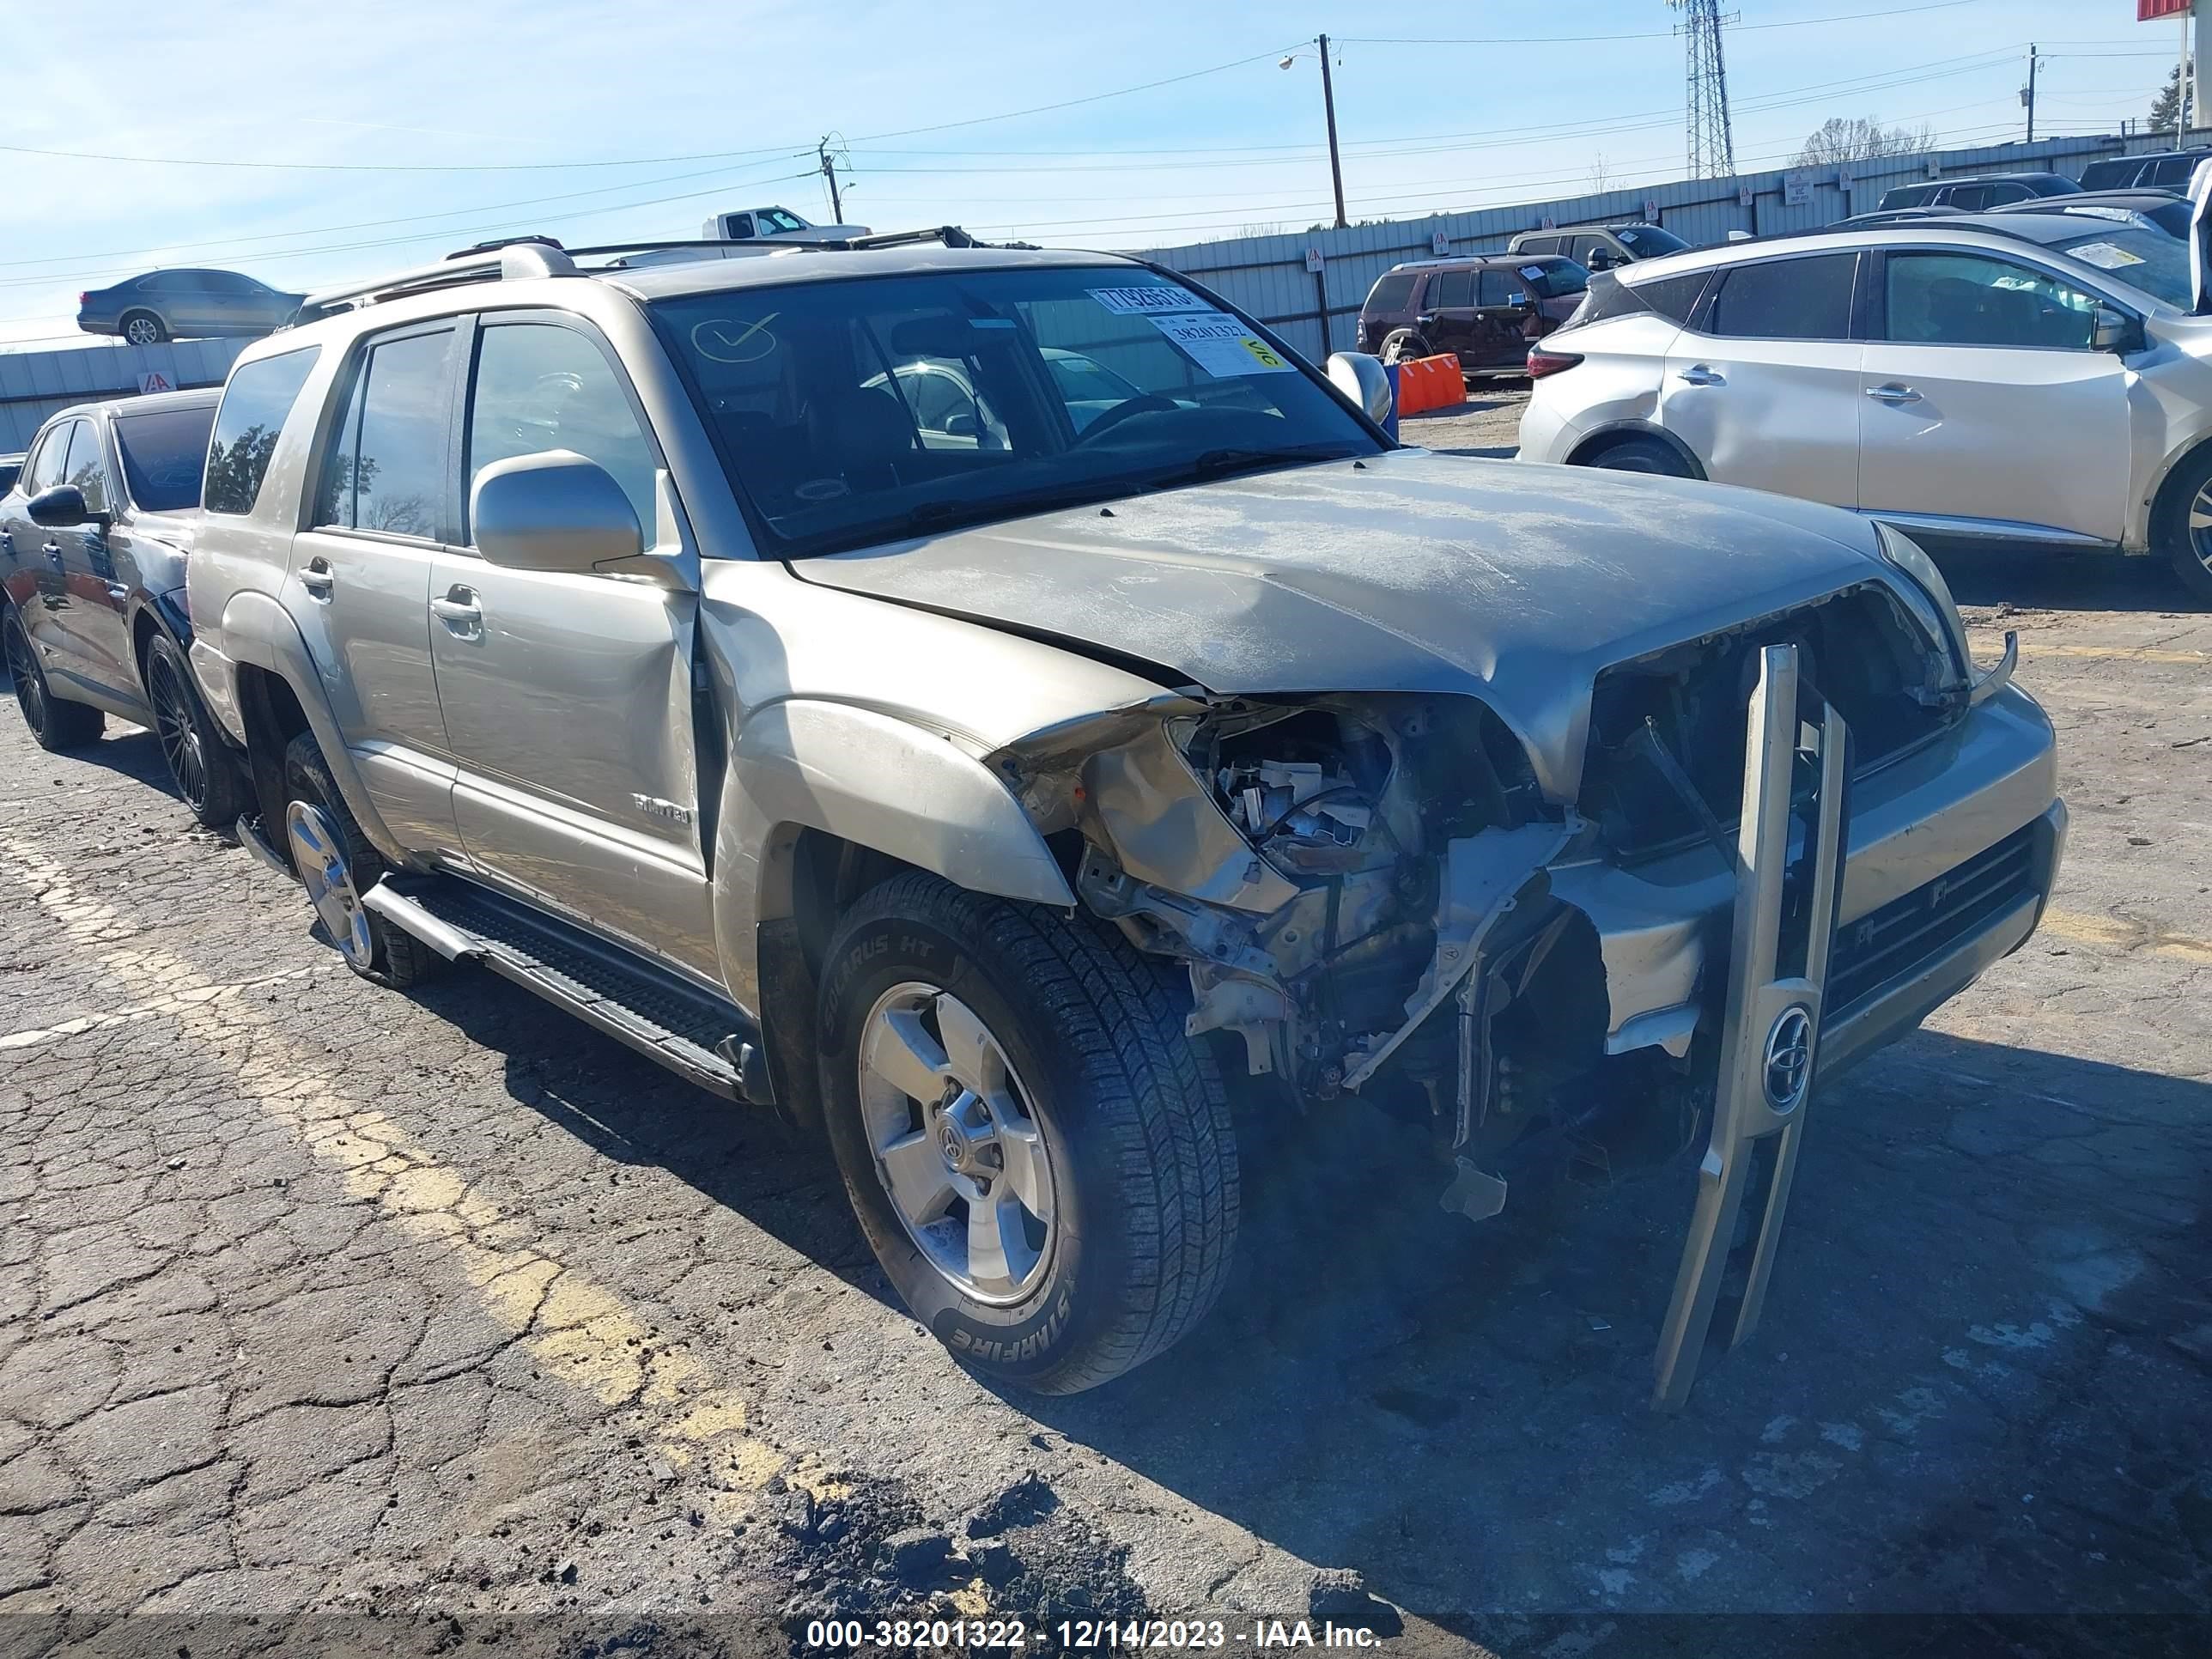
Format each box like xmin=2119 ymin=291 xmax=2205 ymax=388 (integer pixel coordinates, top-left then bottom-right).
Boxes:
xmin=818 ymin=138 xmax=845 ymax=223
xmin=1317 ymin=33 xmax=1348 ymax=230
xmin=2024 ymin=43 xmax=2039 ymax=144
xmin=1280 ymin=37 xmax=1348 ymax=229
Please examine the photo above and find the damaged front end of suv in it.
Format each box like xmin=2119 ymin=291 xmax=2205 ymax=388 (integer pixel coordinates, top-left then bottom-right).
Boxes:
xmin=986 ymin=544 xmax=2043 ymax=1405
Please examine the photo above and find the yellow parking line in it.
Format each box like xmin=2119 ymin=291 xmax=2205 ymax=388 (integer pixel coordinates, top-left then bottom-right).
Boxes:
xmin=2039 ymin=907 xmax=2212 ymax=964
xmin=0 ymin=839 xmax=842 ymax=1510
xmin=0 ymin=966 xmax=317 ymax=1050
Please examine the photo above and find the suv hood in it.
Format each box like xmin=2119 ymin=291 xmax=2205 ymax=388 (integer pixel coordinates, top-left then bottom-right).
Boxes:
xmin=793 ymin=449 xmax=1890 ymax=801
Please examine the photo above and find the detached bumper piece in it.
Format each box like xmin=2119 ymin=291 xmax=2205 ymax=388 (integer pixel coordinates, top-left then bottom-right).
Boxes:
xmin=362 ymin=873 xmax=773 ymax=1106
xmin=1653 ymin=645 xmax=1848 ymax=1412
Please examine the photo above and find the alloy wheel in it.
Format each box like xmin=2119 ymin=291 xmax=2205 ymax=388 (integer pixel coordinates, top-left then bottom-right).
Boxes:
xmin=283 ymin=800 xmax=375 ymax=969
xmin=857 ymin=981 xmax=1057 ymax=1305
xmin=2187 ymin=482 xmax=2212 ymax=577
xmin=148 ymin=653 xmax=207 ymax=811
xmin=4 ymin=622 xmax=46 ymax=735
xmin=125 ymin=316 xmax=161 ymax=345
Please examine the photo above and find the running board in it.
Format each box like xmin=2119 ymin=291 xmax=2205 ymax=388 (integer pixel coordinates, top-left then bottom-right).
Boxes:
xmin=362 ymin=873 xmax=773 ymax=1106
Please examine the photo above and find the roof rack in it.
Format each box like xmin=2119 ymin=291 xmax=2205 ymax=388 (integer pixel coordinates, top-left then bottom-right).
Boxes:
xmin=296 ymin=238 xmax=578 ymax=321
xmin=291 ymin=225 xmax=1012 ymax=323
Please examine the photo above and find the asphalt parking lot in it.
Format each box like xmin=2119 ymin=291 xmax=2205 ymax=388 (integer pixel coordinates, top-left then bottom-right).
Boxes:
xmin=3 ymin=428 xmax=2209 ymax=1655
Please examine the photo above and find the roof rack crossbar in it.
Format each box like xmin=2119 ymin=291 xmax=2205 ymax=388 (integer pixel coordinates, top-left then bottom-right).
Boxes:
xmin=297 ymin=240 xmax=578 ymax=320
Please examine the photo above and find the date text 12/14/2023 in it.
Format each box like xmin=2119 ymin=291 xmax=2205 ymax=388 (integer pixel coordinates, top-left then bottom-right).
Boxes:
xmin=800 ymin=1619 xmax=1388 ymax=1650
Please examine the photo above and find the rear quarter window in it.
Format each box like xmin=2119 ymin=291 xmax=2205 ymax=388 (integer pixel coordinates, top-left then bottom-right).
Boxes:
xmin=2078 ymin=159 xmax=2133 ymax=191
xmin=1363 ymin=272 xmax=1418 ymax=314
xmin=205 ymin=347 xmax=321 ymax=516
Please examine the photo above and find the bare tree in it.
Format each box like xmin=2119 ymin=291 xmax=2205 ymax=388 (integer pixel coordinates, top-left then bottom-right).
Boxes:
xmin=1587 ymin=152 xmax=1614 ymax=193
xmin=1795 ymin=115 xmax=1934 ymax=167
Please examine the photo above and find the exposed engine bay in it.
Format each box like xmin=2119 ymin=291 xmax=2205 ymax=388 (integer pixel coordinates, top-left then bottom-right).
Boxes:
xmin=994 ymin=585 xmax=1961 ymax=1223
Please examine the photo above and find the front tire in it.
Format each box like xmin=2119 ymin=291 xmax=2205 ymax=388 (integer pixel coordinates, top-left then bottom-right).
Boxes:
xmin=817 ymin=872 xmax=1238 ymax=1394
xmin=144 ymin=633 xmax=247 ymax=829
xmin=3 ymin=607 xmax=103 ymax=751
xmin=2153 ymin=447 xmax=2212 ymax=605
xmin=280 ymin=732 xmax=441 ymax=988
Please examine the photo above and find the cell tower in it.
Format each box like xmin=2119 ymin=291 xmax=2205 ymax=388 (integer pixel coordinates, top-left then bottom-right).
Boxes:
xmin=1669 ymin=0 xmax=1738 ymax=179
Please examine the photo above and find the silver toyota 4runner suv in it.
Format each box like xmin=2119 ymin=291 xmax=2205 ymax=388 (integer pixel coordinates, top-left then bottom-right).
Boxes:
xmin=186 ymin=234 xmax=2063 ymax=1401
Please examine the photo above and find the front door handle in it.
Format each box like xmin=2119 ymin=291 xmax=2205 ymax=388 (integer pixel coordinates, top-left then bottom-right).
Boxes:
xmin=298 ymin=557 xmax=335 ymax=599
xmin=1866 ymin=383 xmax=1923 ymax=404
xmin=1676 ymin=365 xmax=1726 ymax=387
xmin=430 ymin=586 xmax=483 ymax=635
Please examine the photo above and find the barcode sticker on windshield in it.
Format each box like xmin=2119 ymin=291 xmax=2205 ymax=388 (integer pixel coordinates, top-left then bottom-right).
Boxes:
xmin=1149 ymin=310 xmax=1296 ymax=376
xmin=2069 ymin=240 xmax=2145 ymax=270
xmin=1088 ymin=285 xmax=1209 ymax=315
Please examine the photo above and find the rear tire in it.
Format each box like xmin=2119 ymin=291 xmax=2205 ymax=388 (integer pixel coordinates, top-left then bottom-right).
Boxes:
xmin=119 ymin=311 xmax=167 ymax=345
xmin=3 ymin=607 xmax=103 ymax=751
xmin=144 ymin=632 xmax=247 ymax=829
xmin=280 ymin=732 xmax=441 ymax=988
xmin=1582 ymin=434 xmax=1694 ymax=477
xmin=816 ymin=872 xmax=1238 ymax=1394
xmin=1380 ymin=329 xmax=1430 ymax=366
xmin=2153 ymin=447 xmax=2212 ymax=605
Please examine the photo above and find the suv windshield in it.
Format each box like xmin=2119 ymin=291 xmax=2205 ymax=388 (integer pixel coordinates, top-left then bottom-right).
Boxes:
xmin=112 ymin=404 xmax=216 ymax=512
xmin=2053 ymin=225 xmax=2194 ymax=308
xmin=654 ymin=266 xmax=1380 ymax=557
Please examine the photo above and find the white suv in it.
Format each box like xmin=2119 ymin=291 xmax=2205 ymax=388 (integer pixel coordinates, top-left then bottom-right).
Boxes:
xmin=1516 ymin=208 xmax=2212 ymax=600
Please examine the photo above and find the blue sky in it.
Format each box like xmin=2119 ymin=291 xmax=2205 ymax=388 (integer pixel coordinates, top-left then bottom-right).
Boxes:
xmin=0 ymin=0 xmax=2187 ymax=346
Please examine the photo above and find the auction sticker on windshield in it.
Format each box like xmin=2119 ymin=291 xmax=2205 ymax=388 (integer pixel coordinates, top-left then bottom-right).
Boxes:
xmin=1088 ymin=285 xmax=1208 ymax=314
xmin=2070 ymin=241 xmax=2147 ymax=270
xmin=1149 ymin=310 xmax=1294 ymax=376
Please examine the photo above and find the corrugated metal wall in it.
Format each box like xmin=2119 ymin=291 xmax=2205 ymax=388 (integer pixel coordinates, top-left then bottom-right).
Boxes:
xmin=0 ymin=338 xmax=246 ymax=453
xmin=1136 ymin=129 xmax=2212 ymax=362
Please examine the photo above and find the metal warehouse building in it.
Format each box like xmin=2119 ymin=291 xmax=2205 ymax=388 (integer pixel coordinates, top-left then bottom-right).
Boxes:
xmin=0 ymin=338 xmax=245 ymax=453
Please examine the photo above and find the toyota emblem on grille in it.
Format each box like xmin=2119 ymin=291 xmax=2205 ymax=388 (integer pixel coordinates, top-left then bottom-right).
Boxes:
xmin=1762 ymin=1006 xmax=1814 ymax=1112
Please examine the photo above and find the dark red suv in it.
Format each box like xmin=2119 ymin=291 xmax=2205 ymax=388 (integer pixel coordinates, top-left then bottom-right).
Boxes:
xmin=1354 ymin=255 xmax=1589 ymax=380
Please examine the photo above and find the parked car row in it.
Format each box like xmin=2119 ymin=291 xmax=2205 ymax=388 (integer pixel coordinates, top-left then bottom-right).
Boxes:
xmin=2 ymin=228 xmax=2062 ymax=1403
xmin=1516 ymin=196 xmax=2212 ymax=601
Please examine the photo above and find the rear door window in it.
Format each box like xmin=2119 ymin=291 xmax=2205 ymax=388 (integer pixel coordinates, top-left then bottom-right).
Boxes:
xmin=206 ymin=346 xmax=321 ymax=515
xmin=2148 ymin=155 xmax=2198 ymax=188
xmin=1428 ymin=270 xmax=1474 ymax=308
xmin=1706 ymin=254 xmax=1857 ymax=340
xmin=318 ymin=329 xmax=453 ymax=538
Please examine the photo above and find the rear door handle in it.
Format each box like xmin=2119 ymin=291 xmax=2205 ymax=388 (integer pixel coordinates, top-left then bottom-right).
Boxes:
xmin=298 ymin=558 xmax=335 ymax=599
xmin=1867 ymin=383 xmax=1923 ymax=404
xmin=41 ymin=541 xmax=62 ymax=564
xmin=1675 ymin=365 xmax=1726 ymax=387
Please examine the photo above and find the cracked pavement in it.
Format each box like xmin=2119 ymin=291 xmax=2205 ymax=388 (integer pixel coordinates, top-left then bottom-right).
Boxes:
xmin=2 ymin=550 xmax=2209 ymax=1657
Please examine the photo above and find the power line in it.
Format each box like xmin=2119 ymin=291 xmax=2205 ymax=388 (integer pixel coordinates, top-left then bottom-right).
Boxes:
xmin=1340 ymin=0 xmax=1988 ymax=47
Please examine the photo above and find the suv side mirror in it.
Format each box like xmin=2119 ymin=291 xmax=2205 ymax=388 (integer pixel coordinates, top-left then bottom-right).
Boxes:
xmin=1325 ymin=351 xmax=1395 ymax=426
xmin=26 ymin=483 xmax=99 ymax=528
xmin=471 ymin=450 xmax=642 ymax=574
xmin=2090 ymin=303 xmax=2138 ymax=354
